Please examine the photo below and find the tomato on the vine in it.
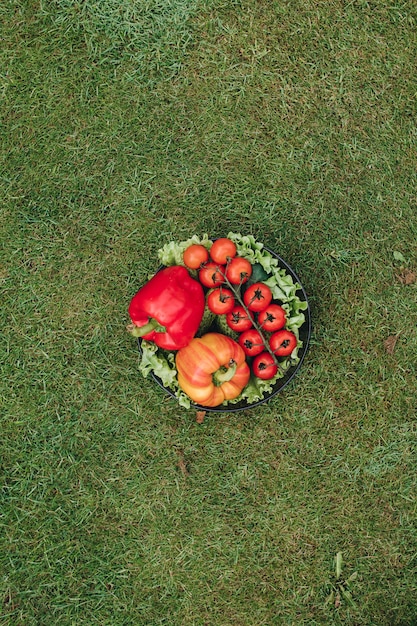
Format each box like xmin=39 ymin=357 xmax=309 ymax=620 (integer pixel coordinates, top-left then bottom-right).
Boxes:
xmin=226 ymin=305 xmax=254 ymax=332
xmin=183 ymin=244 xmax=209 ymax=269
xmin=199 ymin=262 xmax=225 ymax=288
xmin=252 ymin=352 xmax=278 ymax=380
xmin=209 ymin=238 xmax=237 ymax=264
xmin=269 ymin=329 xmax=297 ymax=356
xmin=207 ymin=287 xmax=235 ymax=315
xmin=238 ymin=329 xmax=265 ymax=357
xmin=243 ymin=282 xmax=273 ymax=312
xmin=225 ymin=257 xmax=253 ymax=285
xmin=258 ymin=304 xmax=287 ymax=331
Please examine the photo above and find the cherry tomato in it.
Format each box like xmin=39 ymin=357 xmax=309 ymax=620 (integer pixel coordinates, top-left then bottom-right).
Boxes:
xmin=207 ymin=287 xmax=235 ymax=315
xmin=199 ymin=262 xmax=225 ymax=288
xmin=238 ymin=329 xmax=265 ymax=357
xmin=183 ymin=244 xmax=209 ymax=269
xmin=252 ymin=352 xmax=278 ymax=380
xmin=226 ymin=305 xmax=254 ymax=332
xmin=243 ymin=282 xmax=273 ymax=312
xmin=258 ymin=304 xmax=287 ymax=331
xmin=269 ymin=329 xmax=297 ymax=356
xmin=225 ymin=257 xmax=253 ymax=285
xmin=209 ymin=238 xmax=237 ymax=264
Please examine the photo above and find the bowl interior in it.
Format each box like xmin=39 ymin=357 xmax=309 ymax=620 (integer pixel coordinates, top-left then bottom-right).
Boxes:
xmin=138 ymin=247 xmax=311 ymax=412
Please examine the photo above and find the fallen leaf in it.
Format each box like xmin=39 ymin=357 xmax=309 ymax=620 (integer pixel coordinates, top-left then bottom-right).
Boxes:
xmin=176 ymin=449 xmax=189 ymax=477
xmin=196 ymin=411 xmax=206 ymax=424
xmin=396 ymin=269 xmax=416 ymax=285
xmin=384 ymin=334 xmax=399 ymax=355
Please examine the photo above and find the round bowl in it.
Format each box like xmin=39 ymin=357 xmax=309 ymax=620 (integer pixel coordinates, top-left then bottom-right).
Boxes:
xmin=138 ymin=246 xmax=311 ymax=412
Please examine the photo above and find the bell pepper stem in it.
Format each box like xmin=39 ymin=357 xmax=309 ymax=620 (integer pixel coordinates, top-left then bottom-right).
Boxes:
xmin=128 ymin=318 xmax=165 ymax=338
xmin=213 ymin=360 xmax=237 ymax=385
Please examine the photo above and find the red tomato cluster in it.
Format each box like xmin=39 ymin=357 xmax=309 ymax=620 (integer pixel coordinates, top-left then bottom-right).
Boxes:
xmin=183 ymin=239 xmax=253 ymax=291
xmin=182 ymin=238 xmax=298 ymax=382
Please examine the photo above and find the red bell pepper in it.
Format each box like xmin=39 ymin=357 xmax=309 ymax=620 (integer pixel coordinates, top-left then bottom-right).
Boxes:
xmin=128 ymin=265 xmax=205 ymax=350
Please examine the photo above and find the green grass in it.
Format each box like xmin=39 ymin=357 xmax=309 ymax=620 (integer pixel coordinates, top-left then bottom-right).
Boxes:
xmin=1 ymin=0 xmax=417 ymax=624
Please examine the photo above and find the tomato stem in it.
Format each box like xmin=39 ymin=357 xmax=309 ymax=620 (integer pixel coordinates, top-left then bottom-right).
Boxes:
xmin=217 ymin=261 xmax=280 ymax=368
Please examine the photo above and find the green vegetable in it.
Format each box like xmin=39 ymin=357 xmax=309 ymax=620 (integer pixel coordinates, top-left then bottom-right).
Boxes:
xmin=228 ymin=231 xmax=307 ymax=303
xmin=158 ymin=234 xmax=212 ymax=267
xmin=139 ymin=341 xmax=192 ymax=408
xmin=195 ymin=301 xmax=216 ymax=337
xmin=214 ymin=314 xmax=240 ymax=342
xmin=245 ymin=262 xmax=270 ymax=287
xmin=139 ymin=341 xmax=178 ymax=388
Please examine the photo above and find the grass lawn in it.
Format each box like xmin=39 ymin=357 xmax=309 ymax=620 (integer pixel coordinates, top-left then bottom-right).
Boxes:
xmin=1 ymin=0 xmax=417 ymax=624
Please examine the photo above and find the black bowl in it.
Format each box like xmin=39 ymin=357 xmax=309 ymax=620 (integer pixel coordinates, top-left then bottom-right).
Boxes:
xmin=138 ymin=247 xmax=311 ymax=412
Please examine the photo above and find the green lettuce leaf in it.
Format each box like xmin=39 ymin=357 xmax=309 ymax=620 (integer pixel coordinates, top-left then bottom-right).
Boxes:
xmin=229 ymin=358 xmax=292 ymax=406
xmin=158 ymin=234 xmax=213 ymax=267
xmin=286 ymin=312 xmax=306 ymax=332
xmin=138 ymin=341 xmax=178 ymax=388
xmin=139 ymin=341 xmax=193 ymax=407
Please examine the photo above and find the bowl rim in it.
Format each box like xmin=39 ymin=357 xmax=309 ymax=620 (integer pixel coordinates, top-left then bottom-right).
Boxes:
xmin=138 ymin=245 xmax=311 ymax=413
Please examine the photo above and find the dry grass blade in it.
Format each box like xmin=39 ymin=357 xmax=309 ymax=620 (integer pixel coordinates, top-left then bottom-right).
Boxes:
xmin=176 ymin=449 xmax=189 ymax=478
